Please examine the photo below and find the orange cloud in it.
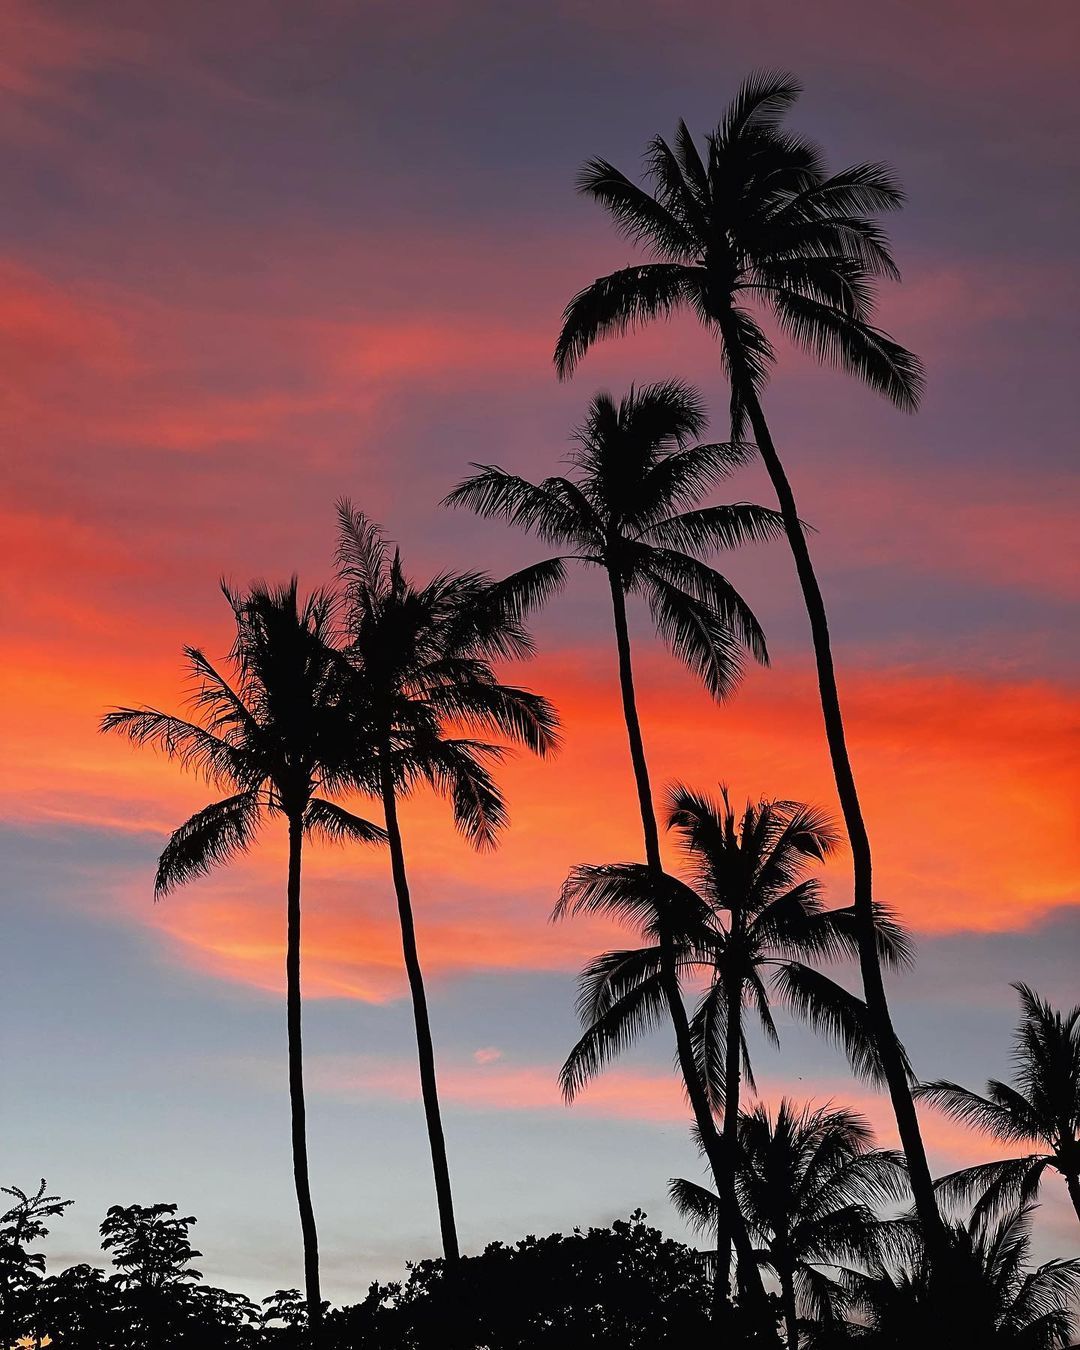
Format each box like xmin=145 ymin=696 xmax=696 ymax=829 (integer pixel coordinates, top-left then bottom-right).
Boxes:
xmin=6 ymin=631 xmax=1075 ymax=1002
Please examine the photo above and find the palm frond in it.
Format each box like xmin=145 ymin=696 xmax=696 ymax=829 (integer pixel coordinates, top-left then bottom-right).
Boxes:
xmin=554 ymin=264 xmax=696 ymax=379
xmin=303 ymin=798 xmax=386 ymax=847
xmin=773 ymin=962 xmax=905 ymax=1084
xmin=559 ymin=970 xmax=669 ymax=1101
xmin=154 ymin=791 xmax=264 ymax=898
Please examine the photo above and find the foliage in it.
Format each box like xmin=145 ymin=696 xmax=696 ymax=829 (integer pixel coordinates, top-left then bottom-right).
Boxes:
xmin=446 ymin=380 xmax=783 ymax=701
xmin=916 ymin=984 xmax=1080 ymax=1227
xmin=835 ymin=1205 xmax=1080 ymax=1348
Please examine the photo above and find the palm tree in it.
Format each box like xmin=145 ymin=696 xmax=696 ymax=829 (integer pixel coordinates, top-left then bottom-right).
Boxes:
xmin=334 ymin=502 xmax=559 ymax=1266
xmin=551 ymin=71 xmax=941 ymax=1249
xmin=101 ymin=580 xmax=386 ymax=1343
xmin=916 ymin=984 xmax=1080 ymax=1228
xmin=672 ymin=1101 xmax=909 ymax=1348
xmin=840 ymin=1205 xmax=1080 ymax=1347
xmin=557 ymin=787 xmax=912 ymax=1307
xmin=446 ymin=381 xmax=785 ymax=1329
xmin=666 ymin=786 xmax=912 ymax=1291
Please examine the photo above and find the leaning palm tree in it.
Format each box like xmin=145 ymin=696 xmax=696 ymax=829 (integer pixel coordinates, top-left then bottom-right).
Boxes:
xmin=916 ymin=983 xmax=1080 ymax=1228
xmin=101 ymin=580 xmax=386 ymax=1343
xmin=840 ymin=1205 xmax=1080 ymax=1348
xmin=672 ymin=1101 xmax=909 ymax=1349
xmin=447 ymin=381 xmax=784 ymax=1330
xmin=334 ymin=502 xmax=559 ymax=1266
xmin=558 ymin=787 xmax=911 ymax=1306
xmin=552 ymin=71 xmax=941 ymax=1246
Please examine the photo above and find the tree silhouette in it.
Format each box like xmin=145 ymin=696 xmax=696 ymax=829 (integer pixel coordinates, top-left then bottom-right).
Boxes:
xmin=556 ymin=787 xmax=911 ymax=1310
xmin=916 ymin=983 xmax=1080 ymax=1229
xmin=447 ymin=382 xmax=784 ymax=1335
xmin=665 ymin=786 xmax=910 ymax=1292
xmin=0 ymin=1180 xmax=73 ymax=1345
xmin=334 ymin=503 xmax=560 ymax=1266
xmin=672 ymin=1101 xmax=908 ymax=1348
xmin=101 ymin=580 xmax=385 ymax=1342
xmin=840 ymin=1205 xmax=1080 ymax=1347
xmin=551 ymin=71 xmax=942 ymax=1253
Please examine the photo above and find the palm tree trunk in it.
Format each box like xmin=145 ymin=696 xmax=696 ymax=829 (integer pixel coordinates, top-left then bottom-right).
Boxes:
xmin=606 ymin=573 xmax=779 ymax=1343
xmin=1065 ymin=1168 xmax=1080 ymax=1225
xmin=716 ymin=329 xmax=945 ymax=1256
xmin=780 ymin=1265 xmax=799 ymax=1350
xmin=286 ymin=814 xmax=322 ymax=1345
xmin=379 ymin=752 xmax=460 ymax=1266
xmin=717 ymin=966 xmax=744 ymax=1302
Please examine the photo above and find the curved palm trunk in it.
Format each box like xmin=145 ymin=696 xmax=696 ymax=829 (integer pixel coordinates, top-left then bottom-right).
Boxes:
xmin=379 ymin=754 xmax=460 ymax=1266
xmin=606 ymin=573 xmax=779 ymax=1343
xmin=286 ymin=815 xmax=323 ymax=1346
xmin=718 ymin=324 xmax=945 ymax=1257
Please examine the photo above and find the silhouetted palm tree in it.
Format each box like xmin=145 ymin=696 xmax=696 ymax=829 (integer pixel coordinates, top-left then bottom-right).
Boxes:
xmin=666 ymin=787 xmax=911 ymax=1291
xmin=447 ymin=382 xmax=784 ymax=1332
xmin=840 ymin=1205 xmax=1080 ymax=1347
xmin=916 ymin=984 xmax=1080 ymax=1228
xmin=558 ymin=787 xmax=911 ymax=1305
xmin=552 ymin=71 xmax=941 ymax=1248
xmin=672 ymin=1101 xmax=908 ymax=1348
xmin=334 ymin=503 xmax=559 ymax=1266
xmin=101 ymin=580 xmax=385 ymax=1343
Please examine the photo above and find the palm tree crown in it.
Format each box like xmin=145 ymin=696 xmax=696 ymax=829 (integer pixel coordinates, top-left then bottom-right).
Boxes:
xmin=841 ymin=1205 xmax=1080 ymax=1348
xmin=336 ymin=501 xmax=560 ymax=840
xmin=916 ymin=984 xmax=1080 ymax=1228
xmin=672 ymin=1100 xmax=908 ymax=1347
xmin=446 ymin=379 xmax=784 ymax=699
xmin=555 ymin=788 xmax=912 ymax=1110
xmin=554 ymin=72 xmax=923 ymax=426
xmin=101 ymin=579 xmax=385 ymax=893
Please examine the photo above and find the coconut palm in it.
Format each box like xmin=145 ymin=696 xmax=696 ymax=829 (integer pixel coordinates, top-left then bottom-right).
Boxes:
xmin=558 ymin=787 xmax=912 ymax=1306
xmin=672 ymin=1101 xmax=909 ymax=1348
xmin=101 ymin=580 xmax=386 ymax=1342
xmin=840 ymin=1205 xmax=1080 ymax=1347
xmin=666 ymin=786 xmax=912 ymax=1289
xmin=916 ymin=984 xmax=1080 ymax=1228
xmin=446 ymin=381 xmax=784 ymax=1331
xmin=552 ymin=71 xmax=941 ymax=1246
xmin=334 ymin=502 xmax=559 ymax=1266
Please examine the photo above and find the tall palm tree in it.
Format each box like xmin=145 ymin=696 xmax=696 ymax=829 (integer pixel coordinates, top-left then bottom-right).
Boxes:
xmin=557 ymin=787 xmax=911 ymax=1305
xmin=334 ymin=503 xmax=559 ymax=1266
xmin=840 ymin=1205 xmax=1080 ymax=1348
xmin=672 ymin=1101 xmax=909 ymax=1349
xmin=916 ymin=984 xmax=1080 ymax=1228
xmin=101 ymin=580 xmax=386 ymax=1343
xmin=446 ymin=381 xmax=785 ymax=1330
xmin=551 ymin=71 xmax=942 ymax=1249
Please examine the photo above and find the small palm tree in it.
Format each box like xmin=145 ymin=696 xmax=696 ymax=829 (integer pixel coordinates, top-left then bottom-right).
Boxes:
xmin=334 ymin=503 xmax=559 ymax=1266
xmin=672 ymin=1101 xmax=909 ymax=1349
xmin=552 ymin=71 xmax=941 ymax=1247
xmin=558 ymin=787 xmax=911 ymax=1305
xmin=916 ymin=984 xmax=1080 ymax=1228
xmin=841 ymin=1205 xmax=1080 ymax=1347
xmin=101 ymin=580 xmax=385 ymax=1343
xmin=447 ymin=381 xmax=784 ymax=1332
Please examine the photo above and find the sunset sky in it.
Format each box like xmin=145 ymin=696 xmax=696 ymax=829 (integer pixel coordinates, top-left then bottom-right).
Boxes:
xmin=2 ymin=0 xmax=1078 ymax=1303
